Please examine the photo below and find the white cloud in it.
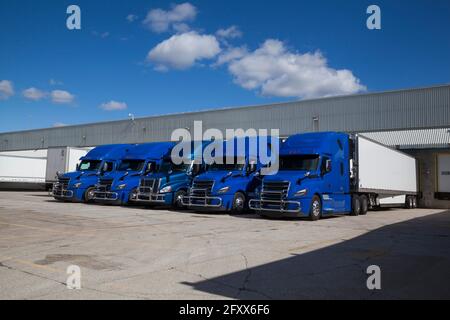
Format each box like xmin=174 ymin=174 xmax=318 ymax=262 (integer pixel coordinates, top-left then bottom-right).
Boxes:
xmin=147 ymin=31 xmax=221 ymax=70
xmin=227 ymin=39 xmax=366 ymax=99
xmin=126 ymin=14 xmax=138 ymax=22
xmin=214 ymin=46 xmax=248 ymax=66
xmin=99 ymin=100 xmax=128 ymax=111
xmin=216 ymin=26 xmax=242 ymax=39
xmin=23 ymin=87 xmax=46 ymax=101
xmin=0 ymin=80 xmax=14 ymax=100
xmin=143 ymin=2 xmax=197 ymax=33
xmin=51 ymin=90 xmax=75 ymax=104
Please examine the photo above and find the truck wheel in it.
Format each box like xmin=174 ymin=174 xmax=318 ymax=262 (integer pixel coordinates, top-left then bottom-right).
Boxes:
xmin=309 ymin=195 xmax=322 ymax=221
xmin=412 ymin=196 xmax=418 ymax=208
xmin=84 ymin=187 xmax=96 ymax=203
xmin=173 ymin=190 xmax=187 ymax=209
xmin=350 ymin=195 xmax=361 ymax=216
xmin=360 ymin=195 xmax=368 ymax=215
xmin=231 ymin=192 xmax=246 ymax=214
xmin=405 ymin=196 xmax=414 ymax=209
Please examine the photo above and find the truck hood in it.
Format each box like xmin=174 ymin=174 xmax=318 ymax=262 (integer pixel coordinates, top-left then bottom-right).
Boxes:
xmin=145 ymin=171 xmax=188 ymax=189
xmin=194 ymin=171 xmax=248 ymax=194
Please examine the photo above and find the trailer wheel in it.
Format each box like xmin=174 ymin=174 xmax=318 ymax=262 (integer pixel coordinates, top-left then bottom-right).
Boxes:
xmin=309 ymin=195 xmax=322 ymax=221
xmin=84 ymin=187 xmax=96 ymax=203
xmin=360 ymin=195 xmax=368 ymax=215
xmin=173 ymin=190 xmax=187 ymax=209
xmin=350 ymin=195 xmax=361 ymax=216
xmin=231 ymin=192 xmax=246 ymax=214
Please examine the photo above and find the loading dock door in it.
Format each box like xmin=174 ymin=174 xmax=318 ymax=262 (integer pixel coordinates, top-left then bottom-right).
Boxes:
xmin=436 ymin=154 xmax=450 ymax=200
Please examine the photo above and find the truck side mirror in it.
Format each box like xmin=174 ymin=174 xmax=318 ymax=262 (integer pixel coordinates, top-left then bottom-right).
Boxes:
xmin=76 ymin=163 xmax=80 ymax=171
xmin=145 ymin=162 xmax=153 ymax=174
xmin=325 ymin=159 xmax=332 ymax=173
xmin=247 ymin=162 xmax=257 ymax=174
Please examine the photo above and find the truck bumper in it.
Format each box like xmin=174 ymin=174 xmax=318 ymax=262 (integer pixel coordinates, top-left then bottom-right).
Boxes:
xmin=182 ymin=194 xmax=230 ymax=211
xmin=249 ymin=198 xmax=307 ymax=218
xmin=93 ymin=190 xmax=122 ymax=205
xmin=134 ymin=191 xmax=172 ymax=206
xmin=52 ymin=183 xmax=74 ymax=201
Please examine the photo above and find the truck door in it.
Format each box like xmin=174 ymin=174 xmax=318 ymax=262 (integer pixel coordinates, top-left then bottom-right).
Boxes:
xmin=319 ymin=156 xmax=335 ymax=213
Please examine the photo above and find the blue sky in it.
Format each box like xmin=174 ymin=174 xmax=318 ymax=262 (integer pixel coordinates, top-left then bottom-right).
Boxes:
xmin=0 ymin=0 xmax=449 ymax=133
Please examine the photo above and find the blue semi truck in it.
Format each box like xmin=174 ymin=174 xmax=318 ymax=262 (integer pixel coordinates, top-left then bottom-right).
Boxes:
xmin=133 ymin=141 xmax=211 ymax=208
xmin=183 ymin=137 xmax=276 ymax=213
xmin=92 ymin=142 xmax=176 ymax=205
xmin=249 ymin=132 xmax=418 ymax=220
xmin=52 ymin=144 xmax=133 ymax=202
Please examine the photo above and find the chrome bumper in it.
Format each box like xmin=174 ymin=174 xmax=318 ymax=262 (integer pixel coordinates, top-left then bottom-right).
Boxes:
xmin=93 ymin=191 xmax=119 ymax=201
xmin=182 ymin=195 xmax=222 ymax=208
xmin=135 ymin=187 xmax=166 ymax=203
xmin=249 ymin=199 xmax=301 ymax=213
xmin=52 ymin=183 xmax=74 ymax=198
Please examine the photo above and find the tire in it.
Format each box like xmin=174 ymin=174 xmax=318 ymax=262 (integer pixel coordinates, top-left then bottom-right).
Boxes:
xmin=173 ymin=190 xmax=187 ymax=209
xmin=231 ymin=192 xmax=246 ymax=214
xmin=350 ymin=195 xmax=361 ymax=216
xmin=360 ymin=195 xmax=368 ymax=215
xmin=84 ymin=187 xmax=96 ymax=203
xmin=412 ymin=196 xmax=418 ymax=208
xmin=309 ymin=195 xmax=322 ymax=221
xmin=405 ymin=196 xmax=414 ymax=209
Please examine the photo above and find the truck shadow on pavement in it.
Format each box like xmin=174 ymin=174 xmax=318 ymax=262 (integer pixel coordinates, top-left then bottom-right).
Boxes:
xmin=184 ymin=210 xmax=450 ymax=299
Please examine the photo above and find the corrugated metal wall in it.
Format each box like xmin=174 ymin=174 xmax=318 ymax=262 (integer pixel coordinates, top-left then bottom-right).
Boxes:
xmin=1 ymin=85 xmax=449 ymax=151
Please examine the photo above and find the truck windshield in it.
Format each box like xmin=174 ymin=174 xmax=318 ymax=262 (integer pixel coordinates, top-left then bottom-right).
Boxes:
xmin=159 ymin=161 xmax=192 ymax=173
xmin=209 ymin=157 xmax=246 ymax=172
xmin=78 ymin=160 xmax=102 ymax=171
xmin=279 ymin=155 xmax=320 ymax=171
xmin=117 ymin=160 xmax=145 ymax=172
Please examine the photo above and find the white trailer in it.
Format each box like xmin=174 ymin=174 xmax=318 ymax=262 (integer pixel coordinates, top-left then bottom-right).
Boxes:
xmin=355 ymin=135 xmax=418 ymax=207
xmin=45 ymin=147 xmax=91 ymax=184
xmin=0 ymin=150 xmax=48 ymax=189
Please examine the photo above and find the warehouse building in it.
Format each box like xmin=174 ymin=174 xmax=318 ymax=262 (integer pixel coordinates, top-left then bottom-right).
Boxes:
xmin=1 ymin=84 xmax=449 ymax=208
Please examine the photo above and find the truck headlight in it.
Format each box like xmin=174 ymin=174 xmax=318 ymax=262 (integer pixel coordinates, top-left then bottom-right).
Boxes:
xmin=74 ymin=183 xmax=82 ymax=188
xmin=295 ymin=189 xmax=308 ymax=197
xmin=159 ymin=186 xmax=172 ymax=194
xmin=218 ymin=186 xmax=230 ymax=194
xmin=117 ymin=184 xmax=127 ymax=190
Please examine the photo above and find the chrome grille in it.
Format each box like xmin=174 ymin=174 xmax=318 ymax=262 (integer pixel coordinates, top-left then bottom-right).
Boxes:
xmin=139 ymin=178 xmax=160 ymax=194
xmin=191 ymin=180 xmax=214 ymax=197
xmin=97 ymin=178 xmax=113 ymax=192
xmin=261 ymin=181 xmax=290 ymax=202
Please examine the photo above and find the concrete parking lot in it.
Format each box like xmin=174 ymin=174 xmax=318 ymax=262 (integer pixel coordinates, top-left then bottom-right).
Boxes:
xmin=0 ymin=191 xmax=449 ymax=300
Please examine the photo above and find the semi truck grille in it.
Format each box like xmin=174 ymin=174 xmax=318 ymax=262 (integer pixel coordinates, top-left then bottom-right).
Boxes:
xmin=191 ymin=180 xmax=214 ymax=197
xmin=139 ymin=178 xmax=160 ymax=194
xmin=97 ymin=178 xmax=113 ymax=192
xmin=261 ymin=181 xmax=290 ymax=201
xmin=57 ymin=177 xmax=70 ymax=189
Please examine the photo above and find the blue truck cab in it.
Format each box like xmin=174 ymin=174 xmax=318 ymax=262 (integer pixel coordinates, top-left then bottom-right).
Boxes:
xmin=52 ymin=144 xmax=134 ymax=202
xmin=184 ymin=137 xmax=275 ymax=213
xmin=92 ymin=142 xmax=176 ymax=205
xmin=133 ymin=141 xmax=211 ymax=208
xmin=249 ymin=132 xmax=352 ymax=220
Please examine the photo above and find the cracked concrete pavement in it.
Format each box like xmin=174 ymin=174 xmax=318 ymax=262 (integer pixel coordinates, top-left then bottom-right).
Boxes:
xmin=0 ymin=191 xmax=449 ymax=299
